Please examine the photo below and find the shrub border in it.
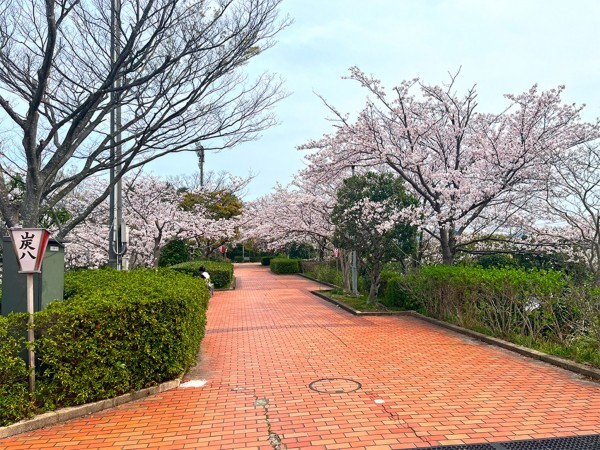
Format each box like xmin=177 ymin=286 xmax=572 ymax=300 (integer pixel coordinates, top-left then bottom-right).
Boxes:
xmin=215 ymin=276 xmax=236 ymax=291
xmin=310 ymin=288 xmax=600 ymax=382
xmin=0 ymin=379 xmax=181 ymax=439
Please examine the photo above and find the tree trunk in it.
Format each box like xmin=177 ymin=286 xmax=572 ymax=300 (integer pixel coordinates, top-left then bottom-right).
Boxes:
xmin=367 ymin=260 xmax=382 ymax=304
xmin=318 ymin=242 xmax=326 ymax=261
xmin=439 ymin=227 xmax=455 ymax=265
xmin=340 ymin=249 xmax=351 ymax=292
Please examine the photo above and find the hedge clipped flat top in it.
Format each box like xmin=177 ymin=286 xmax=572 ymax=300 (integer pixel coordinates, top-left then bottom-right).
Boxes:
xmin=0 ymin=268 xmax=210 ymax=427
xmin=270 ymin=258 xmax=301 ymax=274
xmin=169 ymin=260 xmax=233 ymax=288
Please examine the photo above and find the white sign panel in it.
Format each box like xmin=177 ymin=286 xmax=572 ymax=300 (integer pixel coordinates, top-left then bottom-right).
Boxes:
xmin=9 ymin=227 xmax=50 ymax=273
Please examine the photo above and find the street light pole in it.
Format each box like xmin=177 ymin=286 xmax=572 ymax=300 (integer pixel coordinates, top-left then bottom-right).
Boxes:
xmin=351 ymin=165 xmax=358 ymax=295
xmin=196 ymin=144 xmax=205 ymax=188
xmin=109 ymin=0 xmax=125 ymax=269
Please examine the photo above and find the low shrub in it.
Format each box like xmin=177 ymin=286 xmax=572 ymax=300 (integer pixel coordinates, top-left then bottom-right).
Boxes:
xmin=379 ymin=274 xmax=422 ymax=311
xmin=270 ymin=258 xmax=301 ymax=274
xmin=170 ymin=260 xmax=233 ymax=288
xmin=233 ymin=256 xmax=244 ymax=263
xmin=396 ymin=265 xmax=576 ymax=341
xmin=306 ymin=264 xmax=343 ymax=287
xmin=261 ymin=256 xmax=274 ymax=266
xmin=35 ymin=269 xmax=209 ymax=409
xmin=0 ymin=313 xmax=35 ymax=426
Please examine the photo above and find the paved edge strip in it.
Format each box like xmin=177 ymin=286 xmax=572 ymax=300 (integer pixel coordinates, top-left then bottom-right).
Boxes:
xmin=0 ymin=379 xmax=181 ymax=439
xmin=309 ymin=289 xmax=600 ymax=383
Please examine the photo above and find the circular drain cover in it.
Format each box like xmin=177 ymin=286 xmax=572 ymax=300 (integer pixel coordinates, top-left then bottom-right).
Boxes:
xmin=309 ymin=378 xmax=361 ymax=394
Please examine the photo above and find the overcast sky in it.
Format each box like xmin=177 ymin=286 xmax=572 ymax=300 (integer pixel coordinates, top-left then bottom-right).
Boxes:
xmin=150 ymin=0 xmax=600 ymax=200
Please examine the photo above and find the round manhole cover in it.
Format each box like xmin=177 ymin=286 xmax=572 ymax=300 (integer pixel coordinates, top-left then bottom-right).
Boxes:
xmin=309 ymin=378 xmax=362 ymax=394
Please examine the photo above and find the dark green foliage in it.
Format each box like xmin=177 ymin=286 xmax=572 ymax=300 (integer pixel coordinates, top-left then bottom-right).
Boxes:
xmin=234 ymin=256 xmax=244 ymax=263
xmin=261 ymin=256 xmax=274 ymax=266
xmin=395 ymin=266 xmax=576 ymax=339
xmin=270 ymin=258 xmax=301 ymax=274
xmin=0 ymin=314 xmax=35 ymax=426
xmin=476 ymin=252 xmax=590 ymax=281
xmin=305 ymin=264 xmax=344 ymax=287
xmin=475 ymin=254 xmax=517 ymax=269
xmin=35 ymin=269 xmax=209 ymax=408
xmin=158 ymin=240 xmax=190 ymax=267
xmin=379 ymin=274 xmax=423 ymax=311
xmin=289 ymin=242 xmax=313 ymax=259
xmin=331 ymin=172 xmax=417 ymax=302
xmin=169 ymin=260 xmax=233 ymax=288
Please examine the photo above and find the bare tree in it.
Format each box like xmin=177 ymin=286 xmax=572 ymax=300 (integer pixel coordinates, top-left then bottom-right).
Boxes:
xmin=0 ymin=0 xmax=289 ymax=237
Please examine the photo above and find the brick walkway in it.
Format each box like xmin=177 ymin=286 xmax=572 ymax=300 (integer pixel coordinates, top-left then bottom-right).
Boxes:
xmin=2 ymin=263 xmax=600 ymax=449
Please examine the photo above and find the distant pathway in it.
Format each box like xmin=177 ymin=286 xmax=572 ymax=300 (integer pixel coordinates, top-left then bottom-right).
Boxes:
xmin=1 ymin=263 xmax=600 ymax=449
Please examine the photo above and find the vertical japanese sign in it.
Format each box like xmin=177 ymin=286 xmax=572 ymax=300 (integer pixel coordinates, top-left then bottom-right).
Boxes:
xmin=9 ymin=227 xmax=50 ymax=273
xmin=8 ymin=226 xmax=50 ymax=396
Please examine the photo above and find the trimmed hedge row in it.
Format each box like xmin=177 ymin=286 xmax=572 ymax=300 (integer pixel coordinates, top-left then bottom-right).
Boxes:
xmin=0 ymin=314 xmax=34 ymax=426
xmin=36 ymin=269 xmax=209 ymax=409
xmin=169 ymin=260 xmax=233 ymax=288
xmin=261 ymin=256 xmax=275 ymax=266
xmin=385 ymin=265 xmax=575 ymax=337
xmin=270 ymin=258 xmax=301 ymax=274
xmin=0 ymin=268 xmax=209 ymax=425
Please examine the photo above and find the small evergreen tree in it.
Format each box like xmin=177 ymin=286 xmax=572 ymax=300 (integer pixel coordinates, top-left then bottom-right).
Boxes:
xmin=158 ymin=240 xmax=190 ymax=267
xmin=331 ymin=172 xmax=417 ymax=303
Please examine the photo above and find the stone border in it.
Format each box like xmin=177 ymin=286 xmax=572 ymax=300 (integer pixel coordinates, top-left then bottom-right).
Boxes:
xmin=0 ymin=379 xmax=181 ymax=439
xmin=310 ymin=289 xmax=600 ymax=383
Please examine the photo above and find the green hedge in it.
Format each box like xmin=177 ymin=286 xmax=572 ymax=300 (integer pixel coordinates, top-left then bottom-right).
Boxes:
xmin=34 ymin=269 xmax=209 ymax=409
xmin=0 ymin=313 xmax=35 ymax=426
xmin=169 ymin=260 xmax=233 ymax=288
xmin=394 ymin=265 xmax=573 ymax=337
xmin=270 ymin=258 xmax=301 ymax=274
xmin=261 ymin=256 xmax=274 ymax=266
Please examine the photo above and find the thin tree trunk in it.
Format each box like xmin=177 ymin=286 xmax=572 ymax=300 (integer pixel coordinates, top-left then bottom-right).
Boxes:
xmin=439 ymin=227 xmax=455 ymax=265
xmin=368 ymin=260 xmax=382 ymax=304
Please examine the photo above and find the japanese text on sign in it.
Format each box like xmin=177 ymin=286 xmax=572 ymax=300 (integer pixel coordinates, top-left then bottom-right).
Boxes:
xmin=9 ymin=227 xmax=50 ymax=273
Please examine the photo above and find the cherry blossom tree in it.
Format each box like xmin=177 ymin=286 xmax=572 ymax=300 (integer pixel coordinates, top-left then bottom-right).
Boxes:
xmin=62 ymin=174 xmax=238 ymax=268
xmin=521 ymin=143 xmax=600 ymax=281
xmin=242 ymin=178 xmax=336 ymax=258
xmin=301 ymin=69 xmax=598 ymax=264
xmin=0 ymin=0 xmax=288 ymax=234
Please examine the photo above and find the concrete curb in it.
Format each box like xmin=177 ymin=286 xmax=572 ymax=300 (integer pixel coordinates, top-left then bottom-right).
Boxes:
xmin=309 ymin=290 xmax=600 ymax=383
xmin=0 ymin=379 xmax=181 ymax=439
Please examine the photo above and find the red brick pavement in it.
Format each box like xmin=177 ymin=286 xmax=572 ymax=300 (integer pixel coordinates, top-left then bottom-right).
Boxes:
xmin=2 ymin=263 xmax=600 ymax=449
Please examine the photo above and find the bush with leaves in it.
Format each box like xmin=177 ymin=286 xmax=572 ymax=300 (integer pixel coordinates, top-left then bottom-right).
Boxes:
xmin=261 ymin=256 xmax=275 ymax=266
xmin=169 ymin=260 xmax=233 ymax=288
xmin=34 ymin=269 xmax=209 ymax=409
xmin=0 ymin=314 xmax=35 ymax=426
xmin=395 ymin=266 xmax=577 ymax=340
xmin=270 ymin=258 xmax=301 ymax=274
xmin=158 ymin=240 xmax=190 ymax=267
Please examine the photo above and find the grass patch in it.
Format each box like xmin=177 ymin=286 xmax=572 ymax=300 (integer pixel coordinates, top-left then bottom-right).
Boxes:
xmin=510 ymin=334 xmax=600 ymax=368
